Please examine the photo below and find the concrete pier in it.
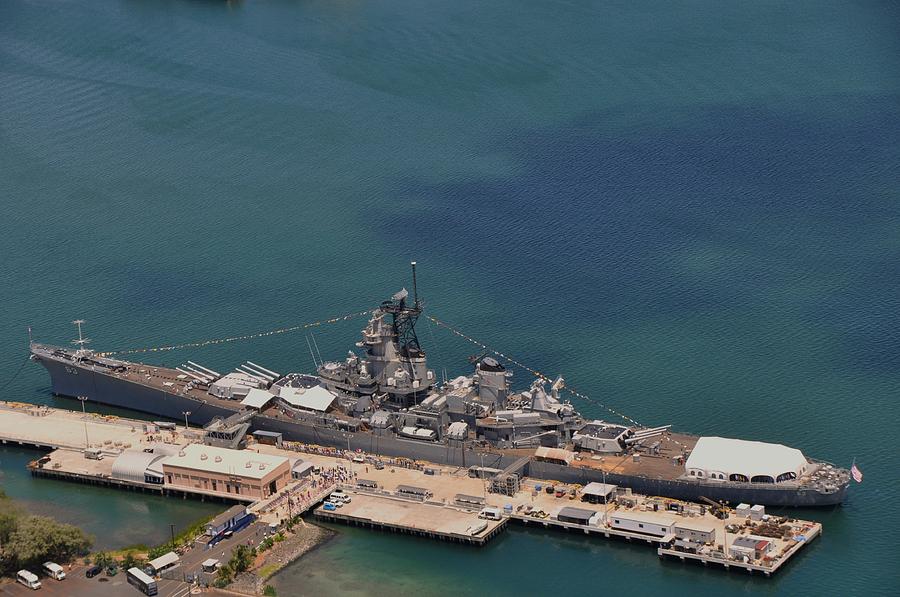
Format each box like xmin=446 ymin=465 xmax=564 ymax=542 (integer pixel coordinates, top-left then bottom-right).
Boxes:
xmin=315 ymin=492 xmax=506 ymax=545
xmin=0 ymin=400 xmax=189 ymax=451
xmin=2 ymin=403 xmax=824 ymax=577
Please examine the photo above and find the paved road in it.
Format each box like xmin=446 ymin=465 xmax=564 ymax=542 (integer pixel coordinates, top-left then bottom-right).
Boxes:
xmin=180 ymin=521 xmax=270 ymax=582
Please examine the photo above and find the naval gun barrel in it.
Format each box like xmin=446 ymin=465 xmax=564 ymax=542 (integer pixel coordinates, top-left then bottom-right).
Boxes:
xmin=187 ymin=361 xmax=221 ymax=378
xmin=246 ymin=361 xmax=280 ymax=378
xmin=235 ymin=367 xmax=270 ymax=384
xmin=177 ymin=368 xmax=211 ymax=384
xmin=240 ymin=362 xmax=276 ymax=381
xmin=624 ymin=425 xmax=671 ymax=443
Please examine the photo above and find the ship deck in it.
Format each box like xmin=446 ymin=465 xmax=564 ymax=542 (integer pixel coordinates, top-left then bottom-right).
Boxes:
xmin=32 ymin=346 xmax=846 ymax=493
xmin=572 ymin=432 xmax=699 ymax=481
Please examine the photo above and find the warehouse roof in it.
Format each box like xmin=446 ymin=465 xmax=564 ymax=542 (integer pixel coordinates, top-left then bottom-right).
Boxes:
xmin=207 ymin=505 xmax=247 ymax=530
xmin=111 ymin=450 xmax=166 ymax=482
xmin=163 ymin=444 xmax=288 ymax=479
xmin=280 ymin=385 xmax=336 ymax=412
xmin=685 ymin=437 xmax=808 ymax=480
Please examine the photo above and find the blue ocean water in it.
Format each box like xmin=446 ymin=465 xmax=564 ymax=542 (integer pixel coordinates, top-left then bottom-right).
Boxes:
xmin=1 ymin=0 xmax=899 ymax=594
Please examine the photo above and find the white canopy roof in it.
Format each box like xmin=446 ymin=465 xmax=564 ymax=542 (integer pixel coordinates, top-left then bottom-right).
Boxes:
xmin=280 ymin=385 xmax=335 ymax=412
xmin=582 ymin=482 xmax=617 ymax=497
xmin=240 ymin=388 xmax=275 ymax=409
xmin=685 ymin=437 xmax=808 ymax=481
xmin=148 ymin=551 xmax=179 ymax=572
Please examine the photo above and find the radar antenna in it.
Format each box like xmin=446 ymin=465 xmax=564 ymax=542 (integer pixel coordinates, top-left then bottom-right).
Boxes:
xmin=72 ymin=319 xmax=91 ymax=356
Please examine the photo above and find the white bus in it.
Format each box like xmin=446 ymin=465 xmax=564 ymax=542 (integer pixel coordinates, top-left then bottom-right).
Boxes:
xmin=126 ymin=567 xmax=158 ymax=596
xmin=42 ymin=562 xmax=66 ymax=580
xmin=16 ymin=570 xmax=41 ymax=590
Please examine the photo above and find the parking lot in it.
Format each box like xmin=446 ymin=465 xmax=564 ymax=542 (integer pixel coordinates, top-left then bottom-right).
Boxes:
xmin=0 ymin=562 xmax=198 ymax=597
xmin=0 ymin=520 xmax=267 ymax=597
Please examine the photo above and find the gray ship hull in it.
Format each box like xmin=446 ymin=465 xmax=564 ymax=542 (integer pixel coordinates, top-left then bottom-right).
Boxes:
xmin=35 ymin=353 xmax=235 ymax=425
xmin=33 ymin=353 xmax=848 ymax=507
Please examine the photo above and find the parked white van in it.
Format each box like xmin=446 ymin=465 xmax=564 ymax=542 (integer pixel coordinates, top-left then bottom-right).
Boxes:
xmin=478 ymin=507 xmax=502 ymax=521
xmin=16 ymin=570 xmax=41 ymax=590
xmin=42 ymin=562 xmax=66 ymax=580
xmin=331 ymin=491 xmax=352 ymax=503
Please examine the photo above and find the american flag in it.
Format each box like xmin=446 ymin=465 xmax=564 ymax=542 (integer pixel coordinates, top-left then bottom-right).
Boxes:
xmin=851 ymin=462 xmax=863 ymax=483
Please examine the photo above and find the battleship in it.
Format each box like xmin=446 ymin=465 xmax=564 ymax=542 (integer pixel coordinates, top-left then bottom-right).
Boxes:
xmin=30 ymin=265 xmax=849 ymax=507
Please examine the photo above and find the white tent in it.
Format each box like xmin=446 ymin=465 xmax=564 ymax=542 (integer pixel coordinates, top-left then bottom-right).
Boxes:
xmin=684 ymin=436 xmax=808 ymax=483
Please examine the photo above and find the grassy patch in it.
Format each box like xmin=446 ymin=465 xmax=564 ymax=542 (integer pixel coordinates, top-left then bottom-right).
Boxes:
xmin=257 ymin=563 xmax=281 ymax=579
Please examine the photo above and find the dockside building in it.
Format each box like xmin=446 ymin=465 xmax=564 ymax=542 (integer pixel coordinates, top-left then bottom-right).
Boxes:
xmin=162 ymin=444 xmax=290 ymax=499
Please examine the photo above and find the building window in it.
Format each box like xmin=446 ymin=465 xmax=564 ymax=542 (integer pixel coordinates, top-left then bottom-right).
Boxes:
xmin=638 ymin=524 xmax=644 ymax=528
xmin=167 ymin=474 xmax=172 ymax=484
xmin=212 ymin=480 xmax=217 ymax=491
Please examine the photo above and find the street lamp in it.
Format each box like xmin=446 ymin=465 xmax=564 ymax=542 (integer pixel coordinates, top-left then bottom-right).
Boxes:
xmin=77 ymin=396 xmax=90 ymax=449
xmin=182 ymin=411 xmax=191 ymax=431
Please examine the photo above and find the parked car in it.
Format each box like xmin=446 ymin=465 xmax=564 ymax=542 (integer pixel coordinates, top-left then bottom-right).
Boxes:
xmin=85 ymin=565 xmax=102 ymax=578
xmin=331 ymin=491 xmax=352 ymax=503
xmin=324 ymin=500 xmax=343 ymax=509
xmin=323 ymin=502 xmax=337 ymax=511
xmin=106 ymin=565 xmax=118 ymax=577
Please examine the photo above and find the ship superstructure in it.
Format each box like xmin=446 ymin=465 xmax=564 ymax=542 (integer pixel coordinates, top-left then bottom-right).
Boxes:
xmin=29 ymin=266 xmax=851 ymax=507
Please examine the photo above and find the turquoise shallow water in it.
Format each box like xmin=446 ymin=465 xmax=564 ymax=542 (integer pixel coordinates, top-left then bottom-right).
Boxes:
xmin=0 ymin=445 xmax=223 ymax=551
xmin=2 ymin=0 xmax=899 ymax=594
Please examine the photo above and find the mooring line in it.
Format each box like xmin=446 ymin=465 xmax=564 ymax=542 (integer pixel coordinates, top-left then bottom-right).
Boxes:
xmin=99 ymin=309 xmax=374 ymax=357
xmin=427 ymin=315 xmax=643 ymax=427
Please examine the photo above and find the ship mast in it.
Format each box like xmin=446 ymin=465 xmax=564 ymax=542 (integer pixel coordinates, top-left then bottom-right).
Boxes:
xmin=381 ymin=262 xmax=424 ymax=360
xmin=72 ymin=319 xmax=91 ymax=357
